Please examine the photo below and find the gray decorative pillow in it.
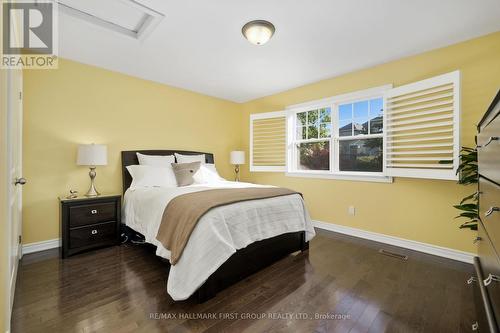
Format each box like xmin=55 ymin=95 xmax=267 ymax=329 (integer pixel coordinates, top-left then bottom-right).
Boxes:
xmin=171 ymin=162 xmax=201 ymax=186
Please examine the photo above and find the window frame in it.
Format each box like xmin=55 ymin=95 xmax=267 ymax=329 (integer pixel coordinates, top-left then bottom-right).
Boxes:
xmin=286 ymin=85 xmax=393 ymax=182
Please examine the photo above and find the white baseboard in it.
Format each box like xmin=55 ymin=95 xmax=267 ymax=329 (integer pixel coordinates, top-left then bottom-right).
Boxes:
xmin=22 ymin=238 xmax=61 ymax=255
xmin=312 ymin=220 xmax=475 ymax=264
xmin=21 ymin=223 xmax=475 ymax=264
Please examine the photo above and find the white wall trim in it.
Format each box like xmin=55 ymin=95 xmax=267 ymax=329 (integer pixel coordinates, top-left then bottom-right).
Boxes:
xmin=312 ymin=220 xmax=475 ymax=264
xmin=22 ymin=238 xmax=61 ymax=255
xmin=286 ymin=171 xmax=393 ymax=183
xmin=21 ymin=221 xmax=476 ymax=264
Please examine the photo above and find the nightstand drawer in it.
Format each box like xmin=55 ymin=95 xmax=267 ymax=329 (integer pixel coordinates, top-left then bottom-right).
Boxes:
xmin=69 ymin=202 xmax=116 ymax=227
xmin=69 ymin=222 xmax=117 ymax=249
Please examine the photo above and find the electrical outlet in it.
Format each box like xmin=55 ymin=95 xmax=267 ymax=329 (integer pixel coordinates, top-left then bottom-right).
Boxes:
xmin=348 ymin=206 xmax=355 ymax=216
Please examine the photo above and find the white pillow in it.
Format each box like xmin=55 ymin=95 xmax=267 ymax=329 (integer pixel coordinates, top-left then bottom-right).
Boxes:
xmin=137 ymin=153 xmax=175 ymax=167
xmin=193 ymin=163 xmax=224 ymax=184
xmin=175 ymin=153 xmax=206 ymax=164
xmin=126 ymin=165 xmax=177 ymax=188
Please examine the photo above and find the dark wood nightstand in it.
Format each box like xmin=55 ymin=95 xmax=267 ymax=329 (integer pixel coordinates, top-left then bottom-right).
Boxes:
xmin=60 ymin=194 xmax=121 ymax=258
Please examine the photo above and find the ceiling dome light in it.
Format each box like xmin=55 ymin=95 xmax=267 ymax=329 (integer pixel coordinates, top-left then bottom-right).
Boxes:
xmin=242 ymin=20 xmax=275 ymax=45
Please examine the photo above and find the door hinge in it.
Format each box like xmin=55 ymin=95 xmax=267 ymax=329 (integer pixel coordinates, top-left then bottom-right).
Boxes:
xmin=19 ymin=91 xmax=23 ymax=100
xmin=18 ymin=235 xmax=22 ymax=244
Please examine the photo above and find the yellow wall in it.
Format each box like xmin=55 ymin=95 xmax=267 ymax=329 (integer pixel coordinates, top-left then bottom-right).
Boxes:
xmin=23 ymin=59 xmax=242 ymax=244
xmin=240 ymin=31 xmax=500 ymax=253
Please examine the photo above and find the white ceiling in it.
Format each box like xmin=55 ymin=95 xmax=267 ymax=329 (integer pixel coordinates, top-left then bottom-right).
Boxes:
xmin=58 ymin=0 xmax=500 ymax=103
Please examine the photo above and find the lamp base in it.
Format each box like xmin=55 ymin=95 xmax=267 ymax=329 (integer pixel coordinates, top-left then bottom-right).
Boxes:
xmin=85 ymin=167 xmax=100 ymax=197
xmin=234 ymin=164 xmax=240 ymax=182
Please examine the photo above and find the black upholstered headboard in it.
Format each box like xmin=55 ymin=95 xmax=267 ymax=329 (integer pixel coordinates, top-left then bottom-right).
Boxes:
xmin=121 ymin=150 xmax=215 ymax=194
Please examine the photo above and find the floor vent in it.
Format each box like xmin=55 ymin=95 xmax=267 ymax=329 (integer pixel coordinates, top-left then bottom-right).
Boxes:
xmin=379 ymin=249 xmax=408 ymax=261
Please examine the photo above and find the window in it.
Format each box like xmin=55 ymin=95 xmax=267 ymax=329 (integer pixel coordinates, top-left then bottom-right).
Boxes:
xmin=292 ymin=102 xmax=384 ymax=173
xmin=337 ymin=98 xmax=384 ymax=172
xmin=295 ymin=108 xmax=331 ymax=171
xmin=250 ymin=71 xmax=460 ymax=182
xmin=287 ymin=85 xmax=391 ymax=180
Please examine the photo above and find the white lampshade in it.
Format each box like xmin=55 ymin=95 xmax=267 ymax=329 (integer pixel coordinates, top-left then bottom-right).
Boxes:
xmin=77 ymin=144 xmax=108 ymax=166
xmin=230 ymin=151 xmax=245 ymax=165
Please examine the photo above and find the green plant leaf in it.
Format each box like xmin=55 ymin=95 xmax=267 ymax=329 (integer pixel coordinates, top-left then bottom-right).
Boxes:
xmin=453 ymin=204 xmax=478 ymax=212
xmin=460 ymin=194 xmax=475 ymax=203
xmin=455 ymin=211 xmax=479 ymax=219
xmin=458 ymin=174 xmax=478 ymax=185
xmin=459 ymin=223 xmax=478 ymax=231
xmin=460 ymin=192 xmax=479 ymax=204
xmin=453 ymin=145 xmax=478 ymax=231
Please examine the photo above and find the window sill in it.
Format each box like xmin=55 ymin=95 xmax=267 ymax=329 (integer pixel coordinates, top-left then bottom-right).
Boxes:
xmin=285 ymin=171 xmax=393 ymax=183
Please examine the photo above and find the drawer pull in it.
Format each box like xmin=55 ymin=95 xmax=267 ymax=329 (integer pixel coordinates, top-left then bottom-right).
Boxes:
xmin=476 ymin=136 xmax=499 ymax=148
xmin=472 ymin=321 xmax=478 ymax=331
xmin=483 ymin=273 xmax=500 ymax=286
xmin=91 ymin=209 xmax=98 ymax=215
xmin=473 ymin=236 xmax=482 ymax=244
xmin=91 ymin=229 xmax=98 ymax=235
xmin=485 ymin=207 xmax=499 ymax=217
xmin=466 ymin=276 xmax=477 ymax=284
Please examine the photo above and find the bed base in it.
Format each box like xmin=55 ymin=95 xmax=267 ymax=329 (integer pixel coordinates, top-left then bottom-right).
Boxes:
xmin=195 ymin=231 xmax=308 ymax=303
xmin=122 ymin=225 xmax=308 ymax=303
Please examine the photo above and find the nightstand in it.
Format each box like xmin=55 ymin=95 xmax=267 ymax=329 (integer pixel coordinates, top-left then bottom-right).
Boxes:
xmin=60 ymin=194 xmax=121 ymax=258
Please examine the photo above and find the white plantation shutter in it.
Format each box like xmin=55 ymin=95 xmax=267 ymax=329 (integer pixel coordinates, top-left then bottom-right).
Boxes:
xmin=250 ymin=111 xmax=287 ymax=172
xmin=384 ymin=71 xmax=460 ymax=180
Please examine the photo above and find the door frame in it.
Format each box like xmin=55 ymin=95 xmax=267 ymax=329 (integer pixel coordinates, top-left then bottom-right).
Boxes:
xmin=1 ymin=69 xmax=10 ymax=333
xmin=7 ymin=67 xmax=23 ymax=314
xmin=0 ymin=67 xmax=23 ymax=333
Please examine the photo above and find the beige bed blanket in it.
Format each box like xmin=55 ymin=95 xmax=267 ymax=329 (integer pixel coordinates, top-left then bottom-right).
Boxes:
xmin=156 ymin=187 xmax=300 ymax=265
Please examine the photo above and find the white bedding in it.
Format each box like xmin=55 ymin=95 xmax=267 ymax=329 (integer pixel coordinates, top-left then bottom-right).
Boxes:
xmin=123 ymin=180 xmax=315 ymax=300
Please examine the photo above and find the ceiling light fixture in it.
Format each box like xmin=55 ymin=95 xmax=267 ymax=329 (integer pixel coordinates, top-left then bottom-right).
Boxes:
xmin=242 ymin=20 xmax=275 ymax=45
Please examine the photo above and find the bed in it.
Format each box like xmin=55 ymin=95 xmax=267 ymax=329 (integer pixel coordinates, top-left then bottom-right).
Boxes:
xmin=121 ymin=150 xmax=315 ymax=302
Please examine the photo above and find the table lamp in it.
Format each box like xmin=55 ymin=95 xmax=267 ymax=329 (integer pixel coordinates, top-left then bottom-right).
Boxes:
xmin=77 ymin=143 xmax=107 ymax=197
xmin=230 ymin=151 xmax=245 ymax=182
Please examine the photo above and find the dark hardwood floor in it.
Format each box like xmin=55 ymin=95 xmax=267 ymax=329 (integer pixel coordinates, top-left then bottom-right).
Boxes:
xmin=12 ymin=229 xmax=475 ymax=333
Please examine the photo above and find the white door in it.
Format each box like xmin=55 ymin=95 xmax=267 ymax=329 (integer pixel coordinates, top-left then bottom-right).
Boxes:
xmin=4 ymin=68 xmax=24 ymax=328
